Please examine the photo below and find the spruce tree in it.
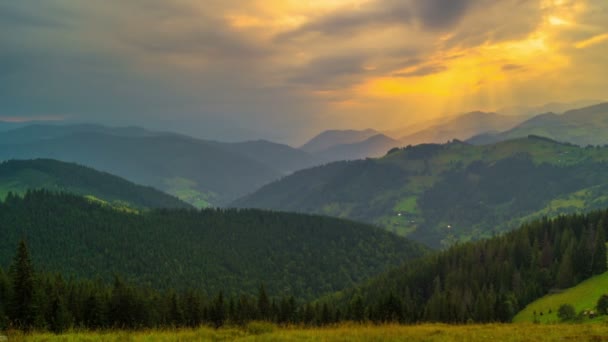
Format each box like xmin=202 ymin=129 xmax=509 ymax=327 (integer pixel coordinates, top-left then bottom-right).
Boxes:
xmin=257 ymin=285 xmax=270 ymax=320
xmin=8 ymin=240 xmax=37 ymax=331
xmin=209 ymin=291 xmax=225 ymax=328
xmin=557 ymin=243 xmax=575 ymax=288
xmin=0 ymin=267 xmax=8 ymax=329
xmin=592 ymin=226 xmax=607 ymax=275
xmin=49 ymin=292 xmax=72 ymax=333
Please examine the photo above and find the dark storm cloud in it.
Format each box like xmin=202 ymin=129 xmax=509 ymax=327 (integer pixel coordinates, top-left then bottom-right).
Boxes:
xmin=279 ymin=0 xmax=480 ymax=40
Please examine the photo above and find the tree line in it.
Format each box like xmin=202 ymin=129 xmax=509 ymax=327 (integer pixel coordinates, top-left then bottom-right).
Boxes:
xmin=329 ymin=209 xmax=608 ymax=323
xmin=0 ymin=240 xmax=356 ymax=332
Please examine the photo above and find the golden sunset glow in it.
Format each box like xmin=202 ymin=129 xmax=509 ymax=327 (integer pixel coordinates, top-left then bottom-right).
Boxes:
xmin=1 ymin=0 xmax=607 ymax=142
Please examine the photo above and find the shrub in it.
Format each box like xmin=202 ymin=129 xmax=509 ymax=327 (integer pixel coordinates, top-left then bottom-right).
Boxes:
xmin=597 ymin=294 xmax=608 ymax=315
xmin=557 ymin=304 xmax=576 ymax=321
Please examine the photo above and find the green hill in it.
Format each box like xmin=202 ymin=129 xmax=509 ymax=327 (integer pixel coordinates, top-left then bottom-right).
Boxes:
xmin=320 ymin=209 xmax=608 ymax=323
xmin=234 ymin=136 xmax=608 ymax=247
xmin=0 ymin=159 xmax=189 ymax=209
xmin=513 ymin=266 xmax=608 ymax=324
xmin=0 ymin=190 xmax=428 ymax=300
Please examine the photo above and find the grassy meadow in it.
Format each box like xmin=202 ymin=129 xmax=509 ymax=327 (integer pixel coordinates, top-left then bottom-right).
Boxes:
xmin=514 ymin=271 xmax=608 ymax=324
xmin=5 ymin=323 xmax=608 ymax=342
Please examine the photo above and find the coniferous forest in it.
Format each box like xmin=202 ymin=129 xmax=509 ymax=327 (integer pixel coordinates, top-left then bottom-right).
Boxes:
xmin=0 ymin=190 xmax=427 ymax=300
xmin=1 ymin=201 xmax=606 ymax=332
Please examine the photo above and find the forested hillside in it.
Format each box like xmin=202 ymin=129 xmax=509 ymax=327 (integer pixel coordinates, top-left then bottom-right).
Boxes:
xmin=2 ymin=207 xmax=606 ymax=332
xmin=0 ymin=159 xmax=189 ymax=209
xmin=323 ymin=209 xmax=608 ymax=323
xmin=0 ymin=191 xmax=427 ymax=300
xmin=234 ymin=137 xmax=608 ymax=247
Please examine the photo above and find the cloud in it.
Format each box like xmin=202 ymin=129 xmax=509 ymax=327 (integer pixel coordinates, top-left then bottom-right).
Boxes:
xmin=0 ymin=0 xmax=607 ymax=144
xmin=394 ymin=64 xmax=448 ymax=78
xmin=501 ymin=64 xmax=525 ymax=71
xmin=279 ymin=0 xmax=484 ymax=40
xmin=575 ymin=33 xmax=608 ymax=49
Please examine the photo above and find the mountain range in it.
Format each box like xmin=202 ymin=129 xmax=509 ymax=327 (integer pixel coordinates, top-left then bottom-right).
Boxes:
xmin=0 ymin=125 xmax=318 ymax=206
xmin=468 ymin=102 xmax=608 ymax=146
xmin=234 ymin=136 xmax=608 ymax=247
xmin=299 ymin=111 xmax=532 ymax=164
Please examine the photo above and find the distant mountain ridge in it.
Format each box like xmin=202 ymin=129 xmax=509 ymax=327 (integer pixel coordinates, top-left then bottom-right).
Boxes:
xmin=399 ymin=111 xmax=528 ymax=146
xmin=468 ymin=102 xmax=608 ymax=146
xmin=0 ymin=124 xmax=321 ymax=206
xmin=300 ymin=129 xmax=380 ymax=153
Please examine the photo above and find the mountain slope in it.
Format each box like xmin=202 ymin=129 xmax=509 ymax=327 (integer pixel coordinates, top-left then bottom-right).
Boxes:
xmin=0 ymin=126 xmax=286 ymax=206
xmin=315 ymin=134 xmax=401 ymax=163
xmin=300 ymin=129 xmax=380 ymax=153
xmin=234 ymin=137 xmax=608 ymax=247
xmin=400 ymin=111 xmax=527 ymax=146
xmin=0 ymin=159 xmax=190 ymax=209
xmin=468 ymin=102 xmax=608 ymax=146
xmin=0 ymin=191 xmax=428 ymax=299
xmin=322 ymin=209 xmax=608 ymax=323
xmin=513 ymin=271 xmax=608 ymax=324
xmin=222 ymin=140 xmax=320 ymax=173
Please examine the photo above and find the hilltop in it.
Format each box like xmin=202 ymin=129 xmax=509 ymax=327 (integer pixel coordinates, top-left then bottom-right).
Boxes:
xmin=0 ymin=159 xmax=189 ymax=209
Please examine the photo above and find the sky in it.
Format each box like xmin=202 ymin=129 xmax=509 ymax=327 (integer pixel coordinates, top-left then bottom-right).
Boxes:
xmin=1 ymin=0 xmax=607 ymax=144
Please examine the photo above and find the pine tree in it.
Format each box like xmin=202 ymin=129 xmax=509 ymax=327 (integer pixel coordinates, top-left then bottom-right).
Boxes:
xmin=83 ymin=294 xmax=105 ymax=329
xmin=0 ymin=267 xmax=8 ymax=329
xmin=8 ymin=240 xmax=37 ymax=331
xmin=557 ymin=243 xmax=575 ymax=288
xmin=257 ymin=285 xmax=270 ymax=320
xmin=49 ymin=292 xmax=72 ymax=333
xmin=348 ymin=294 xmax=365 ymax=322
xmin=209 ymin=291 xmax=225 ymax=328
xmin=592 ymin=226 xmax=607 ymax=275
xmin=183 ymin=290 xmax=203 ymax=328
xmin=168 ymin=292 xmax=184 ymax=327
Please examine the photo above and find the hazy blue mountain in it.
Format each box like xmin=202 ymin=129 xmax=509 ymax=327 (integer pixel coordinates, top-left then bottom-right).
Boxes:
xmin=0 ymin=123 xmax=160 ymax=144
xmin=300 ymin=129 xmax=380 ymax=153
xmin=400 ymin=111 xmax=527 ymax=146
xmin=315 ymin=134 xmax=401 ymax=163
xmin=468 ymin=102 xmax=608 ymax=146
xmin=0 ymin=128 xmax=282 ymax=206
xmin=0 ymin=124 xmax=329 ymax=206
xmin=498 ymin=99 xmax=605 ymax=116
xmin=222 ymin=139 xmax=320 ymax=174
